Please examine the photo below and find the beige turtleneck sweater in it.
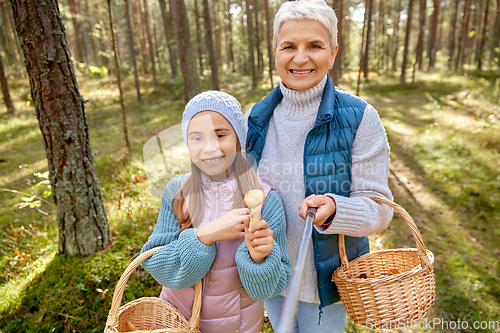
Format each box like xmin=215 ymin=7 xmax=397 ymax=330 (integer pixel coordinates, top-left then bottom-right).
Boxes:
xmin=245 ymin=75 xmax=393 ymax=304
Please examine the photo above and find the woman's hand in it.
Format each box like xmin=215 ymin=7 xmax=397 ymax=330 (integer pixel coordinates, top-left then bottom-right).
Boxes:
xmin=244 ymin=219 xmax=274 ymax=264
xmin=196 ymin=208 xmax=249 ymax=246
xmin=298 ymin=194 xmax=336 ymax=226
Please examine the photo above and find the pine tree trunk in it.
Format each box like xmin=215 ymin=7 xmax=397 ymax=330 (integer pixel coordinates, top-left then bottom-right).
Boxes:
xmin=357 ymin=0 xmax=369 ymax=95
xmin=449 ymin=0 xmax=460 ymax=69
xmin=0 ymin=7 xmax=14 ymax=62
xmin=362 ymin=0 xmax=374 ymax=78
xmin=331 ymin=0 xmax=342 ymax=82
xmin=492 ymin=0 xmax=500 ymax=65
xmin=67 ymin=0 xmax=86 ymax=64
xmin=455 ymin=0 xmax=471 ymax=71
xmin=213 ymin=1 xmax=223 ymax=70
xmin=0 ymin=53 xmax=15 ymax=112
xmin=2 ymin=0 xmax=24 ymax=78
xmin=203 ymin=0 xmax=220 ymax=90
xmin=123 ymin=0 xmax=142 ymax=103
xmin=170 ymin=0 xmax=202 ymax=101
xmin=246 ymin=0 xmax=258 ymax=87
xmin=428 ymin=0 xmax=439 ymax=69
xmin=158 ymin=0 xmax=179 ymax=77
xmin=82 ymin=0 xmax=99 ymax=65
xmin=142 ymin=0 xmax=157 ymax=88
xmin=254 ymin=0 xmax=263 ymax=75
xmin=193 ymin=0 xmax=204 ymax=75
xmin=478 ymin=0 xmax=489 ymax=70
xmin=400 ymin=0 xmax=415 ymax=84
xmin=392 ymin=0 xmax=402 ymax=71
xmin=226 ymin=0 xmax=235 ymax=72
xmin=415 ymin=0 xmax=426 ymax=70
xmin=264 ymin=0 xmax=273 ymax=87
xmin=11 ymin=0 xmax=110 ymax=255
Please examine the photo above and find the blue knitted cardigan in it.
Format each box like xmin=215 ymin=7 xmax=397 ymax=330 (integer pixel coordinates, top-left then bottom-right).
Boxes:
xmin=141 ymin=175 xmax=292 ymax=301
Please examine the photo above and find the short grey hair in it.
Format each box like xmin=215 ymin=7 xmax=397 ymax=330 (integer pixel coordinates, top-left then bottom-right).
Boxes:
xmin=273 ymin=0 xmax=338 ymax=51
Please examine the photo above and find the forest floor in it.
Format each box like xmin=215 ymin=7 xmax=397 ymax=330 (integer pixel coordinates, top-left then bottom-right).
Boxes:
xmin=0 ymin=69 xmax=499 ymax=332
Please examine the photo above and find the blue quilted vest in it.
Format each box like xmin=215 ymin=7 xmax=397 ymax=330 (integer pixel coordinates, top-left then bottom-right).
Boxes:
xmin=246 ymin=76 xmax=370 ymax=310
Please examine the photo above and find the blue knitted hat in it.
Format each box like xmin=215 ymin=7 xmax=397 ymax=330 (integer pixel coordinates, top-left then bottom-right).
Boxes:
xmin=182 ymin=91 xmax=245 ymax=147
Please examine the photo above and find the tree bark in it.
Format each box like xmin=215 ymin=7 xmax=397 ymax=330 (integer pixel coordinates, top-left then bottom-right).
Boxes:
xmin=123 ymin=0 xmax=142 ymax=103
xmin=362 ymin=0 xmax=374 ymax=78
xmin=357 ymin=0 xmax=369 ymax=95
xmin=170 ymin=0 xmax=202 ymax=101
xmin=142 ymin=0 xmax=157 ymax=88
xmin=107 ymin=0 xmax=131 ymax=157
xmin=478 ymin=0 xmax=490 ymax=70
xmin=331 ymin=0 xmax=342 ymax=83
xmin=392 ymin=0 xmax=402 ymax=71
xmin=10 ymin=0 xmax=110 ymax=255
xmin=415 ymin=0 xmax=426 ymax=70
xmin=193 ymin=0 xmax=204 ymax=75
xmin=158 ymin=0 xmax=179 ymax=77
xmin=428 ymin=0 xmax=439 ymax=69
xmin=82 ymin=0 xmax=99 ymax=65
xmin=400 ymin=0 xmax=415 ymax=84
xmin=264 ymin=0 xmax=273 ymax=87
xmin=67 ymin=0 xmax=86 ymax=64
xmin=246 ymin=0 xmax=258 ymax=87
xmin=0 ymin=53 xmax=15 ymax=112
xmin=492 ymin=0 xmax=500 ymax=65
xmin=448 ymin=0 xmax=460 ymax=69
xmin=254 ymin=0 xmax=263 ymax=75
xmin=455 ymin=0 xmax=471 ymax=71
xmin=226 ymin=0 xmax=235 ymax=72
xmin=2 ymin=0 xmax=24 ymax=78
xmin=203 ymin=0 xmax=220 ymax=90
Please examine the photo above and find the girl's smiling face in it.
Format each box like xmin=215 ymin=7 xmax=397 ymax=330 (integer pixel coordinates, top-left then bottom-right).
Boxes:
xmin=274 ymin=19 xmax=337 ymax=91
xmin=187 ymin=111 xmax=238 ymax=182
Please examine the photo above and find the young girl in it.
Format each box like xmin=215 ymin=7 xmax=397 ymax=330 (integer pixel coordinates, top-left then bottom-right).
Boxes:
xmin=141 ymin=91 xmax=291 ymax=333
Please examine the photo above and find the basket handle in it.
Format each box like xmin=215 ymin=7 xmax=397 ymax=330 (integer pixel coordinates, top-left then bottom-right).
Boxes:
xmin=338 ymin=196 xmax=432 ymax=269
xmin=105 ymin=246 xmax=202 ymax=330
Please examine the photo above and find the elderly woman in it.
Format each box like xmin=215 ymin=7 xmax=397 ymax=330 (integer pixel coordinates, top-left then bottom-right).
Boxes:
xmin=245 ymin=0 xmax=393 ymax=332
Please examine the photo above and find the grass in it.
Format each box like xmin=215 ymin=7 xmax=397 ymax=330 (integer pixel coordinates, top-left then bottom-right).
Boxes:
xmin=1 ymin=68 xmax=499 ymax=332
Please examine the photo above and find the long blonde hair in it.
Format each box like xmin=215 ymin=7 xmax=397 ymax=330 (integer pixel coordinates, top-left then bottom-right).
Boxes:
xmin=172 ymin=141 xmax=262 ymax=231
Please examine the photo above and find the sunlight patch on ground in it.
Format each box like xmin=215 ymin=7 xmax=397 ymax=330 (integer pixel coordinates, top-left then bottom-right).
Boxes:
xmin=0 ymin=159 xmax=48 ymax=188
xmin=0 ymin=248 xmax=56 ymax=317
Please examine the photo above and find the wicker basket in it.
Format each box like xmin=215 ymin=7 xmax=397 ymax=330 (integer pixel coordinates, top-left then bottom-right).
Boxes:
xmin=104 ymin=247 xmax=202 ymax=333
xmin=332 ymin=196 xmax=435 ymax=327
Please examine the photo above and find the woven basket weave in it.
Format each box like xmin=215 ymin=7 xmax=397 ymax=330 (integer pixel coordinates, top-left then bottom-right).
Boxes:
xmin=104 ymin=247 xmax=202 ymax=333
xmin=332 ymin=196 xmax=435 ymax=326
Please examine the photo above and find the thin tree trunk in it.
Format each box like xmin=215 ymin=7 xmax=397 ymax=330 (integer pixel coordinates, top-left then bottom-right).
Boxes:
xmin=136 ymin=1 xmax=149 ymax=74
xmin=331 ymin=0 xmax=342 ymax=82
xmin=428 ymin=0 xmax=439 ymax=69
xmin=492 ymin=0 xmax=500 ymax=65
xmin=362 ymin=0 xmax=373 ymax=78
xmin=357 ymin=0 xmax=369 ymax=96
xmin=0 ymin=8 xmax=14 ymax=62
xmin=82 ymin=0 xmax=99 ymax=65
xmin=400 ymin=0 xmax=415 ymax=84
xmin=227 ymin=0 xmax=235 ymax=72
xmin=392 ymin=0 xmax=402 ymax=71
xmin=123 ymin=0 xmax=142 ymax=103
xmin=203 ymin=0 xmax=220 ymax=90
xmin=67 ymin=0 xmax=86 ymax=64
xmin=107 ymin=0 xmax=132 ymax=157
xmin=264 ymin=0 xmax=273 ymax=87
xmin=254 ymin=0 xmax=263 ymax=75
xmin=193 ymin=0 xmax=204 ymax=75
xmin=415 ymin=0 xmax=426 ymax=70
xmin=449 ymin=0 xmax=460 ymax=69
xmin=170 ymin=0 xmax=202 ymax=101
xmin=478 ymin=0 xmax=490 ymax=70
xmin=158 ymin=0 xmax=179 ymax=77
xmin=0 ymin=53 xmax=15 ymax=112
xmin=246 ymin=0 xmax=258 ymax=87
xmin=213 ymin=1 xmax=223 ymax=70
xmin=2 ymin=0 xmax=24 ymax=78
xmin=11 ymin=0 xmax=110 ymax=255
xmin=142 ymin=0 xmax=157 ymax=88
xmin=455 ymin=0 xmax=471 ymax=71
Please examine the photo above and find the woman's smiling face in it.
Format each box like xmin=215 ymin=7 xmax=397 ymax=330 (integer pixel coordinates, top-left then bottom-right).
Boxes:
xmin=274 ymin=19 xmax=337 ymax=91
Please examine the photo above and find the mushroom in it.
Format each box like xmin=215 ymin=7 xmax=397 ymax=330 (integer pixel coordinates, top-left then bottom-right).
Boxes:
xmin=244 ymin=189 xmax=265 ymax=227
